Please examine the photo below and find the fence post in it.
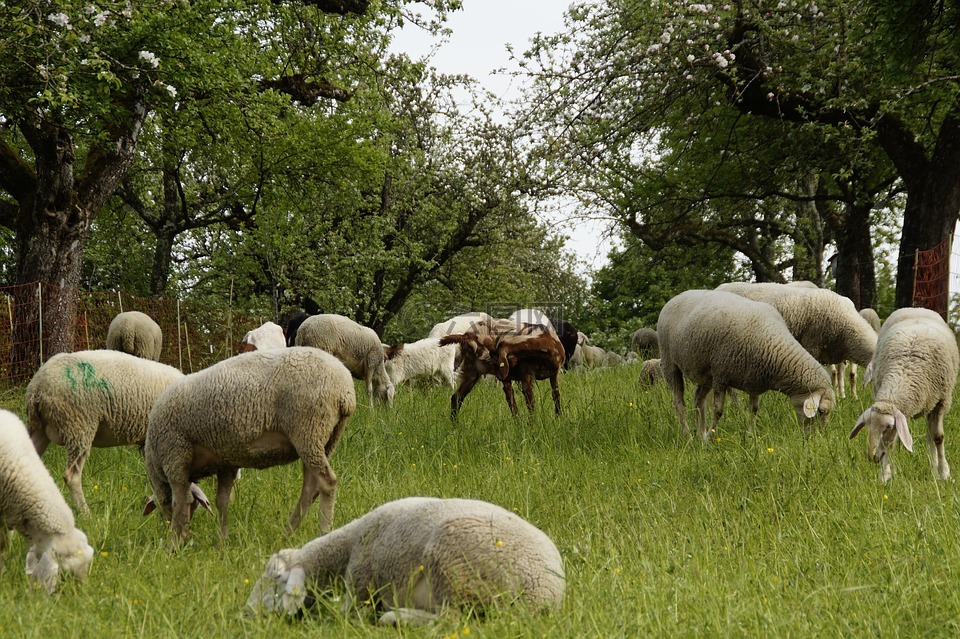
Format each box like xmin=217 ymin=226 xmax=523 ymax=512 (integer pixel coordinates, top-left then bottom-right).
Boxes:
xmin=116 ymin=289 xmax=123 ymax=313
xmin=176 ymin=298 xmax=183 ymax=371
xmin=912 ymin=249 xmax=919 ymax=307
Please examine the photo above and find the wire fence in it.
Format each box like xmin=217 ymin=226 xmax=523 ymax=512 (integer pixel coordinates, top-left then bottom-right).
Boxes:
xmin=0 ymin=282 xmax=271 ymax=390
xmin=913 ymin=236 xmax=952 ymax=319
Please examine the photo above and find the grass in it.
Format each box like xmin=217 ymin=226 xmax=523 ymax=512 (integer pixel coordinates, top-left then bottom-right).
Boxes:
xmin=1 ymin=367 xmax=960 ymax=637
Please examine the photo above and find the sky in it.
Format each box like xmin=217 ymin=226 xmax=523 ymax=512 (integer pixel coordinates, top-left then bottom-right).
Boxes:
xmin=389 ymin=1 xmax=616 ymax=275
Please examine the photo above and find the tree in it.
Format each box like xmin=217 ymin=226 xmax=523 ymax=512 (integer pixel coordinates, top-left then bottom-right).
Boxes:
xmin=0 ymin=0 xmax=378 ymax=377
xmin=519 ymin=0 xmax=955 ymax=309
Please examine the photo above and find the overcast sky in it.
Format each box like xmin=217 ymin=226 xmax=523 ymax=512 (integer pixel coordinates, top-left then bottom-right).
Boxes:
xmin=389 ymin=1 xmax=616 ymax=274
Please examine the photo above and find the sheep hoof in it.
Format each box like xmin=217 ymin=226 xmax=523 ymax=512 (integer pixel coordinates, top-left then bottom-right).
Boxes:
xmin=378 ymin=608 xmax=438 ymax=626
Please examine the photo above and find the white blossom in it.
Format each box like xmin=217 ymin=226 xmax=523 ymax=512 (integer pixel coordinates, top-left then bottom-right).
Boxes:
xmin=767 ymin=92 xmax=775 ymax=100
xmin=47 ymin=12 xmax=71 ymax=28
xmin=716 ymin=56 xmax=728 ymax=68
xmin=647 ymin=43 xmax=662 ymax=54
xmin=165 ymin=84 xmax=177 ymax=97
xmin=93 ymin=11 xmax=110 ymax=27
xmin=660 ymin=32 xmax=671 ymax=44
xmin=689 ymin=3 xmax=709 ymax=13
xmin=687 ymin=54 xmax=696 ymax=62
xmin=138 ymin=50 xmax=159 ymax=68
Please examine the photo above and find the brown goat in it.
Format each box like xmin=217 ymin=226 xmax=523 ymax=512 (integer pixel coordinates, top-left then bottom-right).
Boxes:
xmin=439 ymin=320 xmax=563 ymax=418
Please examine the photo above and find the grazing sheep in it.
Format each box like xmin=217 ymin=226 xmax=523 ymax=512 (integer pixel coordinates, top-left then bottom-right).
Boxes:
xmin=427 ymin=312 xmax=495 ymax=339
xmin=716 ymin=282 xmax=877 ymax=368
xmin=295 ymin=314 xmax=395 ymax=406
xmin=383 ymin=337 xmax=457 ymax=389
xmin=239 ymin=321 xmax=286 ymax=353
xmin=833 ymin=307 xmax=884 ymax=399
xmin=601 ymin=351 xmax=627 ymax=367
xmin=849 ymin=307 xmax=959 ymax=483
xmin=658 ymin=290 xmax=835 ymax=440
xmin=245 ymin=497 xmax=565 ymax=624
xmin=284 ymin=313 xmax=311 ymax=347
xmin=638 ymin=359 xmax=663 ymax=386
xmin=630 ymin=328 xmax=659 ymax=358
xmin=144 ymin=347 xmax=356 ymax=546
xmin=25 ymin=350 xmax=184 ymax=514
xmin=105 ymin=311 xmax=163 ymax=361
xmin=440 ymin=319 xmax=563 ymax=417
xmin=0 ymin=410 xmax=94 ymax=594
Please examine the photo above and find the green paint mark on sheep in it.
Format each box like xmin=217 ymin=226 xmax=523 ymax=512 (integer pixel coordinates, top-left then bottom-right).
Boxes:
xmin=64 ymin=362 xmax=111 ymax=393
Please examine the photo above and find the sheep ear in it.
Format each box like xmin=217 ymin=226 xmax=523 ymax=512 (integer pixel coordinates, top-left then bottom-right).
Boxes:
xmin=803 ymin=393 xmax=821 ymax=419
xmin=142 ymin=496 xmax=158 ymax=516
xmin=863 ymin=361 xmax=874 ymax=385
xmin=25 ymin=547 xmax=59 ymax=594
xmin=894 ymin=410 xmax=913 ymax=452
xmin=849 ymin=409 xmax=869 ymax=439
xmin=189 ymin=483 xmax=213 ymax=516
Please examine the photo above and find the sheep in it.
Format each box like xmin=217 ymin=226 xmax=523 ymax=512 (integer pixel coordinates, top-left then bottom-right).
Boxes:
xmin=715 ymin=282 xmax=877 ymax=368
xmin=507 ymin=308 xmax=555 ymax=333
xmin=239 ymin=321 xmax=286 ymax=353
xmin=658 ymin=290 xmax=835 ymax=440
xmin=294 ymin=314 xmax=395 ymax=406
xmin=284 ymin=312 xmax=311 ymax=347
xmin=849 ymin=307 xmax=959 ymax=483
xmin=549 ymin=317 xmax=580 ymax=368
xmin=630 ymin=328 xmax=659 ymax=359
xmin=427 ymin=312 xmax=495 ymax=339
xmin=0 ymin=410 xmax=94 ymax=594
xmin=383 ymin=337 xmax=457 ymax=388
xmin=439 ymin=319 xmax=563 ymax=417
xmin=833 ymin=307 xmax=884 ymax=399
xmin=143 ymin=347 xmax=356 ymax=546
xmin=245 ymin=497 xmax=565 ymax=624
xmin=105 ymin=311 xmax=163 ymax=361
xmin=601 ymin=351 xmax=627 ymax=367
xmin=25 ymin=350 xmax=185 ymax=515
xmin=571 ymin=343 xmax=606 ymax=369
xmin=638 ymin=358 xmax=663 ymax=386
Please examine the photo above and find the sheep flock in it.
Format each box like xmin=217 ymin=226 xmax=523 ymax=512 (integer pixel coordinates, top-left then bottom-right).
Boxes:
xmin=2 ymin=289 xmax=956 ymax=630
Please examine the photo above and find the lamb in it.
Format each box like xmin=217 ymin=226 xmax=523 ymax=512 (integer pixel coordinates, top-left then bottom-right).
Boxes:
xmin=630 ymin=328 xmax=659 ymax=358
xmin=715 ymin=282 xmax=877 ymax=368
xmin=0 ymin=410 xmax=94 ymax=594
xmin=105 ymin=310 xmax=163 ymax=361
xmin=848 ymin=307 xmax=959 ymax=483
xmin=383 ymin=337 xmax=457 ymax=388
xmin=658 ymin=290 xmax=835 ymax=440
xmin=439 ymin=319 xmax=563 ymax=417
xmin=143 ymin=347 xmax=356 ymax=546
xmin=25 ymin=350 xmax=185 ymax=514
xmin=294 ymin=314 xmax=395 ymax=406
xmin=570 ymin=343 xmax=606 ymax=369
xmin=245 ymin=497 xmax=565 ymax=624
xmin=239 ymin=321 xmax=286 ymax=353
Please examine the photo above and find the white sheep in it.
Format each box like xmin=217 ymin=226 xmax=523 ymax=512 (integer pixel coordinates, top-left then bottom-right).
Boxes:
xmin=570 ymin=343 xmax=606 ymax=369
xmin=658 ymin=290 xmax=835 ymax=440
xmin=849 ymin=307 xmax=959 ymax=483
xmin=144 ymin=347 xmax=356 ymax=546
xmin=245 ymin=497 xmax=565 ymax=624
xmin=833 ymin=307 xmax=883 ymax=399
xmin=427 ymin=312 xmax=495 ymax=339
xmin=25 ymin=350 xmax=184 ymax=514
xmin=716 ymin=282 xmax=877 ymax=368
xmin=294 ymin=314 xmax=394 ymax=406
xmin=239 ymin=321 xmax=286 ymax=353
xmin=105 ymin=310 xmax=163 ymax=361
xmin=383 ymin=337 xmax=457 ymax=388
xmin=0 ymin=410 xmax=94 ymax=594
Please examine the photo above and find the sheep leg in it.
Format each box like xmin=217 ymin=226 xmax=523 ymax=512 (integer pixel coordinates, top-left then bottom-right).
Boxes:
xmin=550 ymin=373 xmax=561 ymax=415
xmin=169 ymin=481 xmax=193 ymax=548
xmin=215 ymin=469 xmax=239 ymax=539
xmin=501 ymin=380 xmax=520 ymax=416
xmin=520 ymin=372 xmax=536 ymax=412
xmin=450 ymin=371 xmax=479 ymax=419
xmin=711 ymin=387 xmax=726 ymax=436
xmin=291 ymin=458 xmax=338 ymax=533
xmin=693 ymin=384 xmax=711 ymax=441
xmin=365 ymin=373 xmax=375 ymax=407
xmin=837 ymin=362 xmax=846 ymax=399
xmin=927 ymin=406 xmax=950 ymax=480
xmin=747 ymin=394 xmax=761 ymax=433
xmin=848 ymin=363 xmax=859 ymax=399
xmin=665 ymin=369 xmax=690 ymax=438
xmin=63 ymin=445 xmax=92 ymax=515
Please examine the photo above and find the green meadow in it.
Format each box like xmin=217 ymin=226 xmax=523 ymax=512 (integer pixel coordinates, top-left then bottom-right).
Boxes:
xmin=1 ymin=366 xmax=958 ymax=638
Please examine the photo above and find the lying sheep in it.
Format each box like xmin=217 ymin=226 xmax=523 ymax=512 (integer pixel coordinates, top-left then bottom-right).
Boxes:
xmin=105 ymin=311 xmax=163 ymax=361
xmin=849 ymin=307 xmax=959 ymax=483
xmin=25 ymin=350 xmax=184 ymax=514
xmin=658 ymin=290 xmax=835 ymax=440
xmin=239 ymin=321 xmax=286 ymax=353
xmin=295 ymin=314 xmax=394 ymax=406
xmin=0 ymin=410 xmax=94 ymax=594
xmin=144 ymin=347 xmax=356 ymax=546
xmin=630 ymin=328 xmax=658 ymax=358
xmin=245 ymin=497 xmax=565 ymax=624
xmin=383 ymin=337 xmax=456 ymax=388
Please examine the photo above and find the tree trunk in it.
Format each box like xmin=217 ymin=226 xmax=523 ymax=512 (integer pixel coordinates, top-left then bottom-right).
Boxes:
xmin=831 ymin=201 xmax=875 ymax=309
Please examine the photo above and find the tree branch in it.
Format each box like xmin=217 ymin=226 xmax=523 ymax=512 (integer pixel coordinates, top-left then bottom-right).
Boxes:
xmin=260 ymin=74 xmax=353 ymax=103
xmin=272 ymin=0 xmax=369 ymax=15
xmin=0 ymin=135 xmax=36 ymax=200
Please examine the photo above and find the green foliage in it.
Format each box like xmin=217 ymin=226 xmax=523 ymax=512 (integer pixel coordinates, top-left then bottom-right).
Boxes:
xmin=2 ymin=368 xmax=959 ymax=636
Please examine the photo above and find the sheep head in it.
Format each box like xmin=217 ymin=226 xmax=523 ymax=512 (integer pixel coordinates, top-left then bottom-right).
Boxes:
xmin=25 ymin=529 xmax=94 ymax=594
xmin=849 ymin=402 xmax=913 ymax=461
xmin=789 ymin=388 xmax=834 ymax=430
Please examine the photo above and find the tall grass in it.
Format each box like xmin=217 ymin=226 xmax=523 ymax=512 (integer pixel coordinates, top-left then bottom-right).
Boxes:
xmin=1 ymin=367 xmax=958 ymax=637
